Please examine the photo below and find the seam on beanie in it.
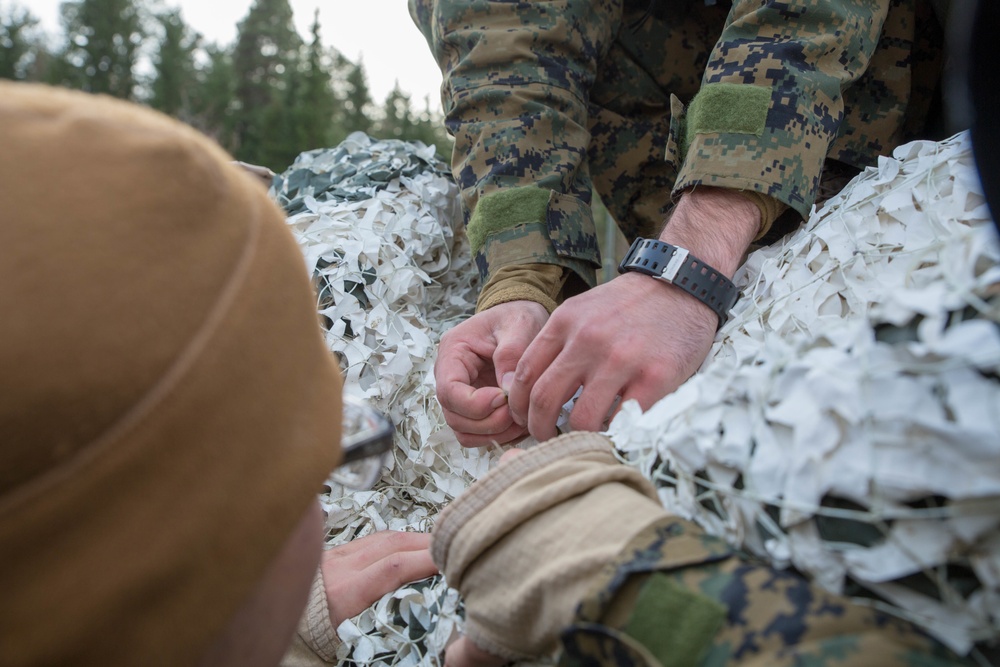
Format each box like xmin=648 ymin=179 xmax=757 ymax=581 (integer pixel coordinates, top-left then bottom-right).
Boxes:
xmin=0 ymin=177 xmax=265 ymax=514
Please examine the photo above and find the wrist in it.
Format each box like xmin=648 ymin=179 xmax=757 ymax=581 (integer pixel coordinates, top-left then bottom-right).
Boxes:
xmin=659 ymin=187 xmax=759 ymax=277
xmin=617 ymin=238 xmax=739 ymax=329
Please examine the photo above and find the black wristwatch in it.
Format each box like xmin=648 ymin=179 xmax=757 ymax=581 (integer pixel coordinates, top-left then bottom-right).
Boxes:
xmin=618 ymin=238 xmax=738 ymax=329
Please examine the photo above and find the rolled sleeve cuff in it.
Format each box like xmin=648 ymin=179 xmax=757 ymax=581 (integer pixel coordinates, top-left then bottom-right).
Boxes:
xmin=281 ymin=566 xmax=340 ymax=665
xmin=470 ymin=187 xmax=601 ymax=291
xmin=668 ymin=85 xmax=825 ymax=219
xmin=476 ymin=263 xmax=567 ymax=314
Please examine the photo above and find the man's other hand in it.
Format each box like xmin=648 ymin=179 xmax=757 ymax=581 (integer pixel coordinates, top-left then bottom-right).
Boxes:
xmin=434 ymin=300 xmax=549 ymax=447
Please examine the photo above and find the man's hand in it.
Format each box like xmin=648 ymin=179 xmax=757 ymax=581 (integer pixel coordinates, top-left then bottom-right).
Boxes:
xmin=321 ymin=531 xmax=437 ymax=627
xmin=434 ymin=300 xmax=549 ymax=447
xmin=507 ymin=187 xmax=760 ymax=441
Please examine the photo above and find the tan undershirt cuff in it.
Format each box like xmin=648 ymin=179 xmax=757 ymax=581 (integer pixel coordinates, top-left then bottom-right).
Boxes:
xmin=476 ymin=263 xmax=567 ymax=314
xmin=432 ymin=433 xmax=668 ymax=662
xmin=280 ymin=567 xmax=340 ymax=666
xmin=737 ymin=189 xmax=788 ymax=241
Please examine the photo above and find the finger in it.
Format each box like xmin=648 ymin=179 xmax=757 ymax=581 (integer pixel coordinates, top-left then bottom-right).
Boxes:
xmin=436 ymin=329 xmax=509 ymax=420
xmin=519 ymin=348 xmax=585 ymax=441
xmin=326 ymin=547 xmax=437 ymax=627
xmin=436 ymin=362 xmax=507 ymax=421
xmin=445 ymin=636 xmax=508 ymax=667
xmin=490 ymin=308 xmax=546 ymax=387
xmin=322 ymin=530 xmax=431 ymax=562
xmin=506 ymin=321 xmax=565 ymax=427
xmin=616 ymin=360 xmax=689 ymax=416
xmin=453 ymin=422 xmax=528 ymax=448
xmin=442 ymin=403 xmax=517 ymax=437
xmin=566 ymin=376 xmax=627 ymax=433
xmin=360 ymin=548 xmax=438 ymax=597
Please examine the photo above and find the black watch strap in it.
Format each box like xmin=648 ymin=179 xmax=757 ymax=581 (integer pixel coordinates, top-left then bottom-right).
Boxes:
xmin=618 ymin=238 xmax=738 ymax=329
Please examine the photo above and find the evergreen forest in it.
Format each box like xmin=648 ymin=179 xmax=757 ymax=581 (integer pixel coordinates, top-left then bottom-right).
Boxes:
xmin=0 ymin=0 xmax=452 ymax=170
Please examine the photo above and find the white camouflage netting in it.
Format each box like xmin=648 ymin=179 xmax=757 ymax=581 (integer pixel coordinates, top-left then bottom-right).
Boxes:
xmin=275 ymin=131 xmax=1000 ymax=663
xmin=276 ymin=133 xmax=495 ymax=666
xmin=610 ymin=132 xmax=1000 ymax=655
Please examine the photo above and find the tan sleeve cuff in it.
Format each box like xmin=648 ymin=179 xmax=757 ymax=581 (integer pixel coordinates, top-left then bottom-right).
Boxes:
xmin=432 ymin=433 xmax=668 ymax=662
xmin=737 ymin=190 xmax=788 ymax=241
xmin=281 ymin=566 xmax=340 ymax=665
xmin=476 ymin=263 xmax=568 ymax=314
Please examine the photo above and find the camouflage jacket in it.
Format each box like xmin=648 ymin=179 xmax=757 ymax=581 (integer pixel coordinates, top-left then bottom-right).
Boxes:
xmin=409 ymin=0 xmax=944 ymax=289
xmin=557 ymin=519 xmax=972 ymax=667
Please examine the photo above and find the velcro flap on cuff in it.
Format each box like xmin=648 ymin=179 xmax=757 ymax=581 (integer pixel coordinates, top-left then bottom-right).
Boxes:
xmin=622 ymin=573 xmax=726 ymax=667
xmin=468 ymin=187 xmax=550 ymax=255
xmin=686 ymin=83 xmax=770 ymax=147
xmin=469 ymin=188 xmax=600 ymax=288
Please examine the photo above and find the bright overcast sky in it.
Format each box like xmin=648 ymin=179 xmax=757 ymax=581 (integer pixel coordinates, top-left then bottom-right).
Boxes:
xmin=18 ymin=0 xmax=444 ymax=112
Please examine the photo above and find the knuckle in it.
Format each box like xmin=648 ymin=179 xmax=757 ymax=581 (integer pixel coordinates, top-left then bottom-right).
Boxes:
xmin=568 ymin=408 xmax=599 ymax=432
xmin=529 ymin=387 xmax=557 ymax=415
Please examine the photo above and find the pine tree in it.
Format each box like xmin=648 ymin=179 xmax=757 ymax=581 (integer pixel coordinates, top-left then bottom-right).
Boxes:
xmin=188 ymin=43 xmax=239 ymax=149
xmin=296 ymin=9 xmax=336 ymax=152
xmin=53 ymin=0 xmax=145 ymax=99
xmin=374 ymin=84 xmax=452 ymax=156
xmin=378 ymin=83 xmax=416 ymax=140
xmin=149 ymin=9 xmax=199 ymax=118
xmin=338 ymin=58 xmax=373 ymax=140
xmin=259 ymin=60 xmax=303 ymax=169
xmin=232 ymin=0 xmax=302 ymax=166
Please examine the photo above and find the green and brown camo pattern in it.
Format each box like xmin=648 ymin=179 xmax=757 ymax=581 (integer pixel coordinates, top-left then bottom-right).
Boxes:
xmin=557 ymin=519 xmax=970 ymax=667
xmin=409 ymin=0 xmax=943 ymax=288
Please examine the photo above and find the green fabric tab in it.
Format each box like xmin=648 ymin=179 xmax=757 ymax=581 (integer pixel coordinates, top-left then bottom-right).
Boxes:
xmin=623 ymin=573 xmax=726 ymax=667
xmin=685 ymin=83 xmax=770 ymax=149
xmin=467 ymin=186 xmax=552 ymax=254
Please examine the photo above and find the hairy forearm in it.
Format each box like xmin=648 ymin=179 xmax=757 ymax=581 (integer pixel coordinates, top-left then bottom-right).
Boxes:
xmin=658 ymin=187 xmax=760 ymax=278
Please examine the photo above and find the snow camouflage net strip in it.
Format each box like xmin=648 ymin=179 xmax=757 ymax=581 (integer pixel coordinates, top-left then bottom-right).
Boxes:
xmin=275 ymin=131 xmax=999 ymax=663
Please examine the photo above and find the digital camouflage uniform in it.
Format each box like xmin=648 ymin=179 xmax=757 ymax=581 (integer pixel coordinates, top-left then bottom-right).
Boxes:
xmin=409 ymin=0 xmax=944 ymax=294
xmin=559 ymin=520 xmax=970 ymax=667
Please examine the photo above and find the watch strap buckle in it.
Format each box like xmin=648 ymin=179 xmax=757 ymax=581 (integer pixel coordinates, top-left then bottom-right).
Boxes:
xmin=618 ymin=238 xmax=738 ymax=330
xmin=659 ymin=247 xmax=689 ymax=284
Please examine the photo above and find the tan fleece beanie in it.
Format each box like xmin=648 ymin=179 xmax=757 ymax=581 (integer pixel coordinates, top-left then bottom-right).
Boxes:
xmin=432 ymin=433 xmax=669 ymax=662
xmin=0 ymin=83 xmax=342 ymax=666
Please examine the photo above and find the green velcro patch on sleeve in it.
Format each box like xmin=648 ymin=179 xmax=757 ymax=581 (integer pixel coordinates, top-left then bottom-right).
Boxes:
xmin=685 ymin=82 xmax=770 ymax=148
xmin=467 ymin=186 xmax=552 ymax=255
xmin=623 ymin=573 xmax=726 ymax=667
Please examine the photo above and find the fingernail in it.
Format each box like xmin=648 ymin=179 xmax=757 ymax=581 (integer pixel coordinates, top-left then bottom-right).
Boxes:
xmin=501 ymin=372 xmax=514 ymax=393
xmin=490 ymin=392 xmax=507 ymax=409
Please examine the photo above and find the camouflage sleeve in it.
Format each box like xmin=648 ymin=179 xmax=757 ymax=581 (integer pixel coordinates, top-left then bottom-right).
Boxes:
xmin=408 ymin=0 xmax=615 ymax=289
xmin=674 ymin=0 xmax=890 ymax=218
xmin=559 ymin=520 xmax=972 ymax=667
